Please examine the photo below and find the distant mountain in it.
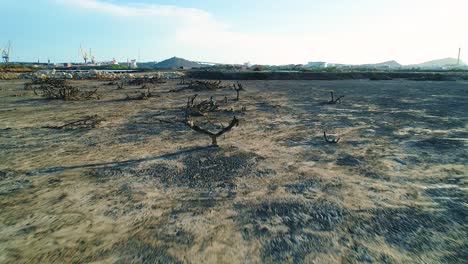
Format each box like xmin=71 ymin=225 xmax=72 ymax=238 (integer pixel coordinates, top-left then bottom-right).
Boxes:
xmin=407 ymin=57 xmax=465 ymax=68
xmin=359 ymin=60 xmax=401 ymax=68
xmin=153 ymin=57 xmax=208 ymax=69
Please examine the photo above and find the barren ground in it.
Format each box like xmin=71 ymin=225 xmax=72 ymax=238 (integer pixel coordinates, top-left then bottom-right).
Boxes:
xmin=0 ymin=79 xmax=467 ymax=263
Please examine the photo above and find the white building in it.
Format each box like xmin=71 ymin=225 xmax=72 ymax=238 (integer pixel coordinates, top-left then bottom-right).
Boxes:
xmin=306 ymin=61 xmax=328 ymax=68
xmin=128 ymin=59 xmax=137 ymax=68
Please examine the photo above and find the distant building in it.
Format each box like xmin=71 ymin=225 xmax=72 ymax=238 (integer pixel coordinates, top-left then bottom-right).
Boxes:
xmin=128 ymin=59 xmax=137 ymax=68
xmin=175 ymin=66 xmax=191 ymax=70
xmin=306 ymin=61 xmax=328 ymax=68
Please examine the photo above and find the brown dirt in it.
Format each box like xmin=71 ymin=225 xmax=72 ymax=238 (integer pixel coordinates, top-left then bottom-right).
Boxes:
xmin=0 ymin=79 xmax=466 ymax=263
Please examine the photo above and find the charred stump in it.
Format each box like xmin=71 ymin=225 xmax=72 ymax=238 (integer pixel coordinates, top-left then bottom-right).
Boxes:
xmin=328 ymin=91 xmax=344 ymax=104
xmin=234 ymin=81 xmax=245 ymax=101
xmin=323 ymin=131 xmax=340 ymax=144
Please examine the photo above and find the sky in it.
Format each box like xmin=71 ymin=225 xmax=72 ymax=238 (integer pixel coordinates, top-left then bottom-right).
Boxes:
xmin=1 ymin=0 xmax=467 ymax=65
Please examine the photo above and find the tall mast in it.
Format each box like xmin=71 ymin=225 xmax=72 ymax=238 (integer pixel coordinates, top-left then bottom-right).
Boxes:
xmin=457 ymin=48 xmax=461 ymax=65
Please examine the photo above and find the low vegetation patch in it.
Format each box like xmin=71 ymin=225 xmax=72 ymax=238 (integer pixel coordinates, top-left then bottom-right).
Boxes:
xmin=33 ymin=79 xmax=100 ymax=100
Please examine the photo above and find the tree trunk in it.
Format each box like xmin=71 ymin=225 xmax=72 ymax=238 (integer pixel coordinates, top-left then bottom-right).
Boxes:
xmin=211 ymin=135 xmax=218 ymax=147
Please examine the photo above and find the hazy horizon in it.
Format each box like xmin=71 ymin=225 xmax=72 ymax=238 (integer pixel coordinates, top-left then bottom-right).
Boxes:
xmin=2 ymin=0 xmax=467 ymax=65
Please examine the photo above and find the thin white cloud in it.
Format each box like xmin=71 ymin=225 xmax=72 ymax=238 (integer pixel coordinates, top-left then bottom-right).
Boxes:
xmin=56 ymin=0 xmax=468 ymax=65
xmin=56 ymin=0 xmax=316 ymax=64
xmin=57 ymin=0 xmax=219 ymax=27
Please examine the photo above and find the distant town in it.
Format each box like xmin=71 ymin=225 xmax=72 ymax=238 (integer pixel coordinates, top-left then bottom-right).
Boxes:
xmin=1 ymin=42 xmax=466 ymax=71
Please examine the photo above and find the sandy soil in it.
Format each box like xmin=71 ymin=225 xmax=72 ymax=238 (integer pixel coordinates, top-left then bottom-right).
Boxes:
xmin=0 ymin=79 xmax=467 ymax=263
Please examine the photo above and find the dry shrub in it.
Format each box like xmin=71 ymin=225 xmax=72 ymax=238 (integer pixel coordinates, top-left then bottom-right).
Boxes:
xmin=34 ymin=79 xmax=100 ymax=100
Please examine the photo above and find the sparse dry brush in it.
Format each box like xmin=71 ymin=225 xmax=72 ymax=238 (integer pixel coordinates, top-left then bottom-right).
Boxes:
xmin=186 ymin=94 xmax=219 ymax=116
xmin=33 ymin=79 xmax=101 ymax=100
xmin=126 ymin=76 xmax=166 ymax=86
xmin=44 ymin=115 xmax=104 ymax=129
xmin=125 ymin=85 xmax=156 ymax=100
xmin=171 ymin=80 xmax=227 ymax=92
xmin=189 ymin=80 xmax=223 ymax=91
xmin=178 ymin=78 xmax=189 ymax=85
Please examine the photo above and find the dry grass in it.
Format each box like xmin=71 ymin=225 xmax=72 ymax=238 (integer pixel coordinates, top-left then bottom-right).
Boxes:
xmin=0 ymin=79 xmax=467 ymax=263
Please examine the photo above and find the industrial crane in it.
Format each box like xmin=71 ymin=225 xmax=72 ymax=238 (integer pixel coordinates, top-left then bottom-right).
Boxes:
xmin=89 ymin=49 xmax=95 ymax=64
xmin=2 ymin=41 xmax=11 ymax=64
xmin=80 ymin=45 xmax=88 ymax=64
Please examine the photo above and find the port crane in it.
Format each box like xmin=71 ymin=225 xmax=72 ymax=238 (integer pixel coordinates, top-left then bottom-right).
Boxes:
xmin=89 ymin=49 xmax=95 ymax=64
xmin=80 ymin=45 xmax=88 ymax=64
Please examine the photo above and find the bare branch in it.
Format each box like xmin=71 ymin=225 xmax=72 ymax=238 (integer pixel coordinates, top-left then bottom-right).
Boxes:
xmin=323 ymin=131 xmax=340 ymax=144
xmin=44 ymin=115 xmax=103 ymax=129
xmin=185 ymin=115 xmax=239 ymax=147
xmin=186 ymin=94 xmax=219 ymax=115
xmin=328 ymin=91 xmax=344 ymax=104
xmin=184 ymin=95 xmax=239 ymax=146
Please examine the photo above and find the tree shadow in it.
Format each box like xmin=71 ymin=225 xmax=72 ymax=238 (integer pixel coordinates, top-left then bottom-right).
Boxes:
xmin=13 ymin=98 xmax=52 ymax=104
xmin=26 ymin=146 xmax=216 ymax=176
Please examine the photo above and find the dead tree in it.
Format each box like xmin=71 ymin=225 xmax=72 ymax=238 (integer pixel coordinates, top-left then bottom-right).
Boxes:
xmin=197 ymin=96 xmax=218 ymax=112
xmin=323 ymin=131 xmax=340 ymax=144
xmin=185 ymin=112 xmax=239 ymax=147
xmin=187 ymin=80 xmax=222 ymax=91
xmin=34 ymin=79 xmax=100 ymax=100
xmin=172 ymin=80 xmax=225 ymax=92
xmin=184 ymin=95 xmax=239 ymax=146
xmin=126 ymin=86 xmax=153 ymax=100
xmin=24 ymin=82 xmax=33 ymax=90
xmin=116 ymin=81 xmax=125 ymax=90
xmin=327 ymin=91 xmax=344 ymax=104
xmin=45 ymin=115 xmax=103 ymax=129
xmin=127 ymin=77 xmax=165 ymax=86
xmin=186 ymin=94 xmax=219 ymax=115
xmin=187 ymin=94 xmax=198 ymax=107
xmin=178 ymin=78 xmax=190 ymax=85
xmin=234 ymin=81 xmax=245 ymax=101
xmin=80 ymin=89 xmax=101 ymax=100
